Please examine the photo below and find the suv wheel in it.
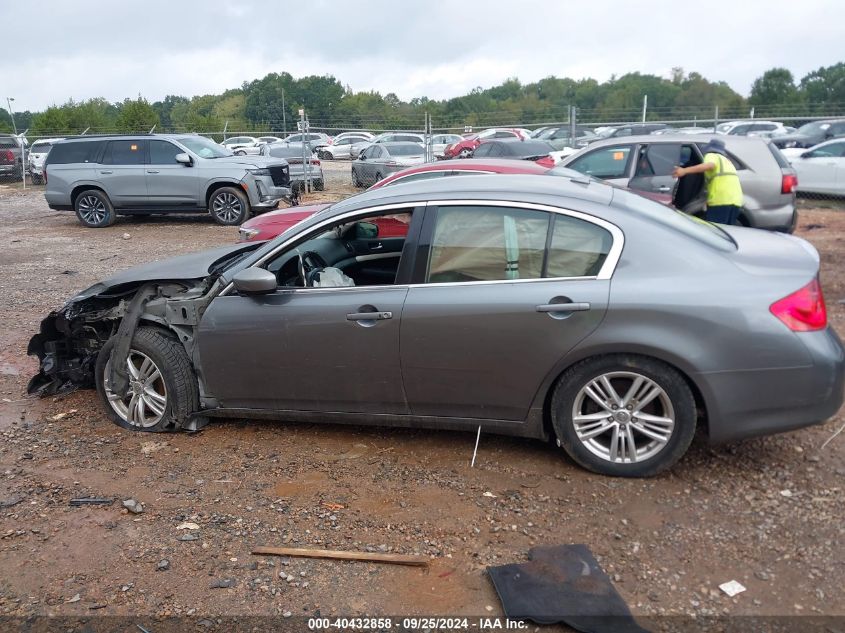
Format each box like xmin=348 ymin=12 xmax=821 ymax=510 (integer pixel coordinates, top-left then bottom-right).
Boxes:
xmin=551 ymin=355 xmax=696 ymax=477
xmin=209 ymin=187 xmax=250 ymax=225
xmin=75 ymin=190 xmax=116 ymax=228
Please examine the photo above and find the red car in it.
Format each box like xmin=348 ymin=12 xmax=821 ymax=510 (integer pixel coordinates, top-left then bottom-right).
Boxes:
xmin=442 ymin=128 xmax=528 ymax=159
xmin=237 ymin=159 xmax=549 ymax=242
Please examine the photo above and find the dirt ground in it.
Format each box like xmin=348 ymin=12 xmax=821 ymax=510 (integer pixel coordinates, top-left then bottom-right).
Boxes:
xmin=0 ymin=163 xmax=843 ymax=629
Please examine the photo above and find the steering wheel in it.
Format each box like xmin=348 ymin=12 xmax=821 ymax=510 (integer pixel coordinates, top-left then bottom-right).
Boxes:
xmin=298 ymin=251 xmax=328 ymax=286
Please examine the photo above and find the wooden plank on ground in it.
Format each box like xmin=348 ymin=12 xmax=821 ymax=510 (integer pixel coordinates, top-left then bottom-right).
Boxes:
xmin=252 ymin=545 xmax=429 ymax=567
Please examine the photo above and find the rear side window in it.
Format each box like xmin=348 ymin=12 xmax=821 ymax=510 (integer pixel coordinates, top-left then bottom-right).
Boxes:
xmin=30 ymin=143 xmax=53 ymax=153
xmin=103 ymin=140 xmax=146 ymax=165
xmin=546 ymin=215 xmax=612 ymax=278
xmin=46 ymin=141 xmax=104 ymax=164
xmin=0 ymin=137 xmax=17 ymax=149
xmin=427 ymin=205 xmax=549 ymax=283
xmin=569 ymin=145 xmax=633 ymax=179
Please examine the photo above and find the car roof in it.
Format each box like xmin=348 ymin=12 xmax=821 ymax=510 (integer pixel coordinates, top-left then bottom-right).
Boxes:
xmin=390 ymin=158 xmax=550 ymax=174
xmin=581 ymin=133 xmax=769 ymax=148
xmin=327 ymin=173 xmax=615 ymax=217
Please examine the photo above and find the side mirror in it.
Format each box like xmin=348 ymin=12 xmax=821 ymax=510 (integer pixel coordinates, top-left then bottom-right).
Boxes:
xmin=232 ymin=268 xmax=277 ymax=295
xmin=359 ymin=154 xmax=367 ymax=161
xmin=175 ymin=153 xmax=192 ymax=166
xmin=800 ymin=151 xmax=812 ymax=159
xmin=354 ymin=221 xmax=379 ymax=239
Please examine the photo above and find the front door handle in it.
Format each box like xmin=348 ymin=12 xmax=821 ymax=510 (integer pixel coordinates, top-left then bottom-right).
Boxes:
xmin=657 ymin=185 xmax=671 ymax=193
xmin=147 ymin=169 xmax=160 ymax=174
xmin=99 ymin=170 xmax=113 ymax=174
xmin=536 ymin=302 xmax=591 ymax=313
xmin=346 ymin=311 xmax=392 ymax=321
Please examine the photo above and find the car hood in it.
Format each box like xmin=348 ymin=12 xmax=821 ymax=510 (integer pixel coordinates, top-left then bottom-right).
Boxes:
xmin=70 ymin=243 xmax=260 ymax=300
xmin=205 ymin=155 xmax=288 ymax=168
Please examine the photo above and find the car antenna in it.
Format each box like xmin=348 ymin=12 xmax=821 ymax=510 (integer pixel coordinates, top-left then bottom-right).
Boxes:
xmin=470 ymin=425 xmax=482 ymax=467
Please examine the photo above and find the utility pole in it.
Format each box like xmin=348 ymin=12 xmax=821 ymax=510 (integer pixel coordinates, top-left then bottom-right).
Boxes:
xmin=5 ymin=97 xmax=16 ymax=134
xmin=282 ymin=88 xmax=287 ymax=136
xmin=642 ymin=95 xmax=648 ymax=123
xmin=299 ymin=108 xmax=310 ymax=195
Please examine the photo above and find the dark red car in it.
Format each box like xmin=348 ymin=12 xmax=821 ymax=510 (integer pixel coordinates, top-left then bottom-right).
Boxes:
xmin=237 ymin=159 xmax=549 ymax=242
xmin=442 ymin=128 xmax=528 ymax=159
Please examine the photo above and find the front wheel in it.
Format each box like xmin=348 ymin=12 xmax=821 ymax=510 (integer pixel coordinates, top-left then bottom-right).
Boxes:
xmin=95 ymin=327 xmax=199 ymax=433
xmin=208 ymin=186 xmax=250 ymax=225
xmin=74 ymin=189 xmax=116 ymax=228
xmin=551 ymin=355 xmax=696 ymax=477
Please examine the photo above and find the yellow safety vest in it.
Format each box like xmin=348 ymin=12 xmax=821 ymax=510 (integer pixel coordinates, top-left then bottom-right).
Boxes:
xmin=703 ymin=152 xmax=743 ymax=207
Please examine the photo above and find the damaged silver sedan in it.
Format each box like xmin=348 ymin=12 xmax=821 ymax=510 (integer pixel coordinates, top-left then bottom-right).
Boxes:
xmin=28 ymin=174 xmax=845 ymax=477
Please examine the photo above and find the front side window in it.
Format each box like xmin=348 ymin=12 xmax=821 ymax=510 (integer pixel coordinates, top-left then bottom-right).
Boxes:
xmin=807 ymin=142 xmax=845 ymax=158
xmin=149 ymin=140 xmax=183 ymax=164
xmin=569 ymin=145 xmax=633 ymax=179
xmin=102 ymin=140 xmax=146 ymax=165
xmin=264 ymin=209 xmax=414 ymax=288
xmin=427 ymin=206 xmax=549 ymax=283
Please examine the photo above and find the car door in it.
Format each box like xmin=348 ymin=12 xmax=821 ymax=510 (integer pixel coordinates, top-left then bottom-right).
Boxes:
xmin=797 ymin=142 xmax=845 ymax=193
xmin=628 ymin=142 xmax=695 ymax=199
xmin=400 ymin=202 xmax=617 ymax=422
xmin=369 ymin=146 xmax=387 ymax=184
xmin=565 ymin=144 xmax=634 ymax=186
xmin=198 ymin=206 xmax=422 ymax=414
xmin=145 ymin=139 xmax=200 ymax=207
xmin=97 ymin=140 xmax=148 ymax=207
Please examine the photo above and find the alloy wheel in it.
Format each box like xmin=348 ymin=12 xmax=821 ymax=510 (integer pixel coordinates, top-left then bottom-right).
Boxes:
xmin=77 ymin=195 xmax=107 ymax=225
xmin=103 ymin=351 xmax=168 ymax=428
xmin=571 ymin=371 xmax=675 ymax=464
xmin=212 ymin=192 xmax=243 ymax=223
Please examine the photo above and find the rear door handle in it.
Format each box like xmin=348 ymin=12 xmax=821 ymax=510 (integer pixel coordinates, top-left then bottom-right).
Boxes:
xmin=346 ymin=311 xmax=392 ymax=321
xmin=536 ymin=302 xmax=591 ymax=313
xmin=369 ymin=242 xmax=383 ymax=250
xmin=99 ymin=170 xmax=113 ymax=174
xmin=147 ymin=170 xmax=160 ymax=174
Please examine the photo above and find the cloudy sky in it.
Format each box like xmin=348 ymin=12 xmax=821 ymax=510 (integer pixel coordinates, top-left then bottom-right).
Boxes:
xmin=2 ymin=0 xmax=842 ymax=112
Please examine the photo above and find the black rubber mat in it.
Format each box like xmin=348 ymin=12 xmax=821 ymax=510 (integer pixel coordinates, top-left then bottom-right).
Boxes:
xmin=487 ymin=544 xmax=650 ymax=632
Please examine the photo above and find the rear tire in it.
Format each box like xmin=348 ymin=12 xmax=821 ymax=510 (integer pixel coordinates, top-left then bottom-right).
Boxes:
xmin=208 ymin=186 xmax=250 ymax=226
xmin=551 ymin=355 xmax=696 ymax=477
xmin=74 ymin=189 xmax=116 ymax=228
xmin=95 ymin=327 xmax=199 ymax=433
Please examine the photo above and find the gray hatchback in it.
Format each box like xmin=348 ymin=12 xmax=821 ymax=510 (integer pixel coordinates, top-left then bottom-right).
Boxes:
xmin=560 ymin=134 xmax=798 ymax=232
xmin=44 ymin=134 xmax=291 ymax=227
xmin=28 ymin=174 xmax=844 ymax=477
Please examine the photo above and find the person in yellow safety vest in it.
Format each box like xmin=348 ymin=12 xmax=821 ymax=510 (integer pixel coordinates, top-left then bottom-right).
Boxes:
xmin=672 ymin=137 xmax=743 ymax=225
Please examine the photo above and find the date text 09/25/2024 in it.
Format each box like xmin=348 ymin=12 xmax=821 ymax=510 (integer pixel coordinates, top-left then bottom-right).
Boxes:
xmin=307 ymin=617 xmax=528 ymax=630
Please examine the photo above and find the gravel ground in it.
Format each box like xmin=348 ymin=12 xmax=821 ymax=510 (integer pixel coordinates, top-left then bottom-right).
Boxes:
xmin=0 ymin=168 xmax=843 ymax=627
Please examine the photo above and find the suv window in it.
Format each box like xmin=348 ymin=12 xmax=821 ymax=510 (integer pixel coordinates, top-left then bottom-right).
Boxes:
xmin=102 ymin=140 xmax=146 ymax=165
xmin=546 ymin=214 xmax=612 ymax=278
xmin=46 ymin=140 xmax=105 ymax=164
xmin=634 ymin=143 xmax=692 ymax=177
xmin=569 ymin=145 xmax=633 ymax=179
xmin=30 ymin=142 xmax=53 ymax=153
xmin=427 ymin=205 xmax=549 ymax=283
xmin=149 ymin=140 xmax=183 ymax=164
xmin=0 ymin=137 xmax=17 ymax=149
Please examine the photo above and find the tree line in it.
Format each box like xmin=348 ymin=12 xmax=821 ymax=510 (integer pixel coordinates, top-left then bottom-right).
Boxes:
xmin=2 ymin=63 xmax=842 ymax=137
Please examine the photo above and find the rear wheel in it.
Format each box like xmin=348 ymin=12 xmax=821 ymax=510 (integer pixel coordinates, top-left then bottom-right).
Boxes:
xmin=95 ymin=327 xmax=199 ymax=433
xmin=458 ymin=148 xmax=473 ymax=158
xmin=352 ymin=170 xmax=362 ymax=188
xmin=208 ymin=186 xmax=250 ymax=225
xmin=551 ymin=355 xmax=696 ymax=477
xmin=74 ymin=189 xmax=116 ymax=228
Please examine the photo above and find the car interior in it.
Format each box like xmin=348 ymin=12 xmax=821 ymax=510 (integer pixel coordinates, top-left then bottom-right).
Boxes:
xmin=266 ymin=211 xmax=413 ymax=288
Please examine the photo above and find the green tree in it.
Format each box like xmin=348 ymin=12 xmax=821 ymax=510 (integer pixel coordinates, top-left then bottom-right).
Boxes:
xmin=799 ymin=62 xmax=845 ymax=111
xmin=749 ymin=68 xmax=803 ymax=110
xmin=116 ymin=97 xmax=160 ymax=132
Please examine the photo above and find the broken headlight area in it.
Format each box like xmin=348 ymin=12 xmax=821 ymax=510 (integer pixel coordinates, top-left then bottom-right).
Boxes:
xmin=27 ymin=298 xmax=126 ymax=396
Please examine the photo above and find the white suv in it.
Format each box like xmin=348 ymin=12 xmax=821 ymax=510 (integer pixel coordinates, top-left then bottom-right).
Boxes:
xmin=28 ymin=138 xmax=64 ymax=184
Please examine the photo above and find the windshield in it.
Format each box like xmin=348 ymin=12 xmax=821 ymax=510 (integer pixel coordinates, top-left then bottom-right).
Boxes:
xmin=796 ymin=121 xmax=830 ymax=135
xmin=176 ymin=136 xmax=232 ymax=158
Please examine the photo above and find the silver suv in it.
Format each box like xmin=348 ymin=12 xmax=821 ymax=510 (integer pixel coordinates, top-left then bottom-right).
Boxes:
xmin=44 ymin=134 xmax=291 ymax=228
xmin=559 ymin=134 xmax=798 ymax=232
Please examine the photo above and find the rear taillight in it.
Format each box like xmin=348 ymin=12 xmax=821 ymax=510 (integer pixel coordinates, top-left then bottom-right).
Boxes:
xmin=536 ymin=155 xmax=556 ymax=168
xmin=770 ymin=278 xmax=827 ymax=331
xmin=311 ymin=159 xmax=320 ymax=165
xmin=781 ymin=173 xmax=798 ymax=194
xmin=3 ymin=150 xmax=12 ymax=161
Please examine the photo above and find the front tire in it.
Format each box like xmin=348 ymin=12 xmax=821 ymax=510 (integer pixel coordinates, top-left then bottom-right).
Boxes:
xmin=95 ymin=327 xmax=199 ymax=433
xmin=551 ymin=355 xmax=696 ymax=477
xmin=74 ymin=189 xmax=116 ymax=228
xmin=208 ymin=186 xmax=250 ymax=225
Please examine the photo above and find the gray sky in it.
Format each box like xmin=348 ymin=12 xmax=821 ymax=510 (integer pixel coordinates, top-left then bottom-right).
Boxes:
xmin=2 ymin=0 xmax=843 ymax=112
